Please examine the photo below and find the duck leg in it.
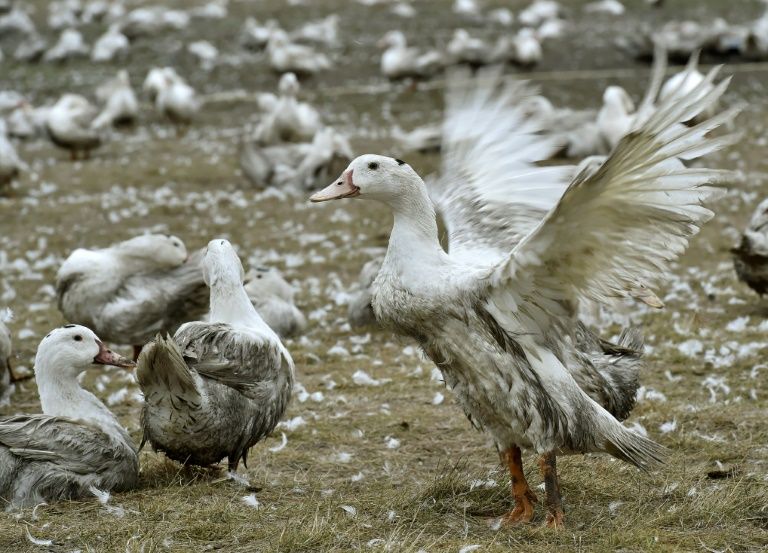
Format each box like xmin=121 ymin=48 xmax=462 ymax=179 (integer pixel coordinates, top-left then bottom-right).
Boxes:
xmin=500 ymin=445 xmax=537 ymax=524
xmin=538 ymin=452 xmax=564 ymax=529
xmin=132 ymin=345 xmax=143 ymax=361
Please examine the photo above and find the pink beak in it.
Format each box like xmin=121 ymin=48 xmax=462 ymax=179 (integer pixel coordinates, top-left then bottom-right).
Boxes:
xmin=310 ymin=169 xmax=360 ymax=202
xmin=93 ymin=340 xmax=136 ymax=369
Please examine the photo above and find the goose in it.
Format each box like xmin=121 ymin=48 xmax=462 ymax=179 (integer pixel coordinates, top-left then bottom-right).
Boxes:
xmin=447 ymin=29 xmax=492 ymax=66
xmin=240 ymin=127 xmax=352 ymax=192
xmin=0 ymin=313 xmax=12 ymax=405
xmin=46 ymin=94 xmax=101 ymax=160
xmin=136 ymin=239 xmax=294 ymax=471
xmin=291 ymin=14 xmax=339 ymax=47
xmin=14 ymin=32 xmax=47 ymax=62
xmin=252 ymin=72 xmax=321 ymax=145
xmin=143 ymin=67 xmax=179 ymax=103
xmin=391 ymin=123 xmax=441 ymax=153
xmin=188 ymin=40 xmax=219 ymax=71
xmin=521 ymin=96 xmax=604 ymax=158
xmin=732 ymin=198 xmax=768 ymax=296
xmin=244 ymin=267 xmax=307 ymax=338
xmin=0 ymin=325 xmax=138 ymax=509
xmin=91 ymin=24 xmax=129 ymax=62
xmin=378 ymin=31 xmax=443 ymax=79
xmin=0 ymin=122 xmax=26 ymax=193
xmin=267 ymin=30 xmax=331 ymax=75
xmin=6 ymin=100 xmax=49 ymax=139
xmin=43 ymin=28 xmax=89 ymax=62
xmin=154 ymin=71 xmax=199 ymax=128
xmin=659 ymin=52 xmax=715 ymax=124
xmin=56 ymin=234 xmax=209 ymax=360
xmin=511 ymin=28 xmax=543 ymax=66
xmin=519 ymin=0 xmax=561 ymax=27
xmin=92 ymin=70 xmax=139 ymax=129
xmin=310 ymin=66 xmax=737 ymax=527
xmin=347 ymin=257 xmax=383 ymax=328
xmin=240 ymin=17 xmax=279 ymax=50
xmin=119 ymin=6 xmax=190 ymax=39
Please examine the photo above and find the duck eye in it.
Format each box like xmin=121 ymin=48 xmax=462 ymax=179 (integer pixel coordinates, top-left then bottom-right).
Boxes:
xmin=368 ymin=162 xmax=379 ymax=170
xmin=74 ymin=335 xmax=83 ymax=342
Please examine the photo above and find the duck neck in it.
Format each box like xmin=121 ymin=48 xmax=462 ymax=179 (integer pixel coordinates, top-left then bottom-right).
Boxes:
xmin=384 ymin=186 xmax=445 ymax=267
xmin=209 ymin=279 xmax=263 ymax=326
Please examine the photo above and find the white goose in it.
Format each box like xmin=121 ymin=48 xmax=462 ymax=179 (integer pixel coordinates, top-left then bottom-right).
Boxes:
xmin=244 ymin=266 xmax=307 ymax=338
xmin=43 ymin=28 xmax=89 ymax=62
xmin=92 ymin=70 xmax=139 ymax=130
xmin=267 ymin=29 xmax=331 ymax=75
xmin=56 ymin=234 xmax=209 ymax=359
xmin=659 ymin=51 xmax=715 ymax=124
xmin=310 ymin=67 xmax=737 ymax=527
xmin=0 ymin=325 xmax=138 ymax=509
xmin=732 ymin=197 xmax=768 ymax=297
xmin=154 ymin=71 xmax=199 ymax=128
xmin=46 ymin=94 xmax=101 ymax=160
xmin=446 ymin=29 xmax=492 ymax=66
xmin=378 ymin=31 xmax=443 ymax=79
xmin=253 ymin=72 xmax=320 ymax=144
xmin=91 ymin=24 xmax=129 ymax=62
xmin=137 ymin=239 xmax=294 ymax=471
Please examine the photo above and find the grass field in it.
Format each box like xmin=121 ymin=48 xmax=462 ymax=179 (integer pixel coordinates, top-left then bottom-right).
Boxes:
xmin=1 ymin=0 xmax=768 ymax=551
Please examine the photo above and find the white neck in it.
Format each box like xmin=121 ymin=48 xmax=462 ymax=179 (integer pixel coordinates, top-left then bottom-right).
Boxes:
xmin=382 ymin=184 xmax=447 ymax=270
xmin=209 ymin=279 xmax=275 ymax=335
xmin=37 ymin=369 xmax=125 ymax=437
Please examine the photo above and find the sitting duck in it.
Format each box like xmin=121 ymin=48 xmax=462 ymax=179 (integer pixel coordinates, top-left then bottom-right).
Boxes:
xmin=137 ymin=239 xmax=294 ymax=471
xmin=0 ymin=325 xmax=137 ymax=509
xmin=310 ymin=66 xmax=736 ymax=527
xmin=46 ymin=94 xmax=101 ymax=160
xmin=56 ymin=234 xmax=209 ymax=360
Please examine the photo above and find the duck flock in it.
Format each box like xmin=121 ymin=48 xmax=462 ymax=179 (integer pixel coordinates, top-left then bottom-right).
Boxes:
xmin=0 ymin=0 xmax=767 ymax=537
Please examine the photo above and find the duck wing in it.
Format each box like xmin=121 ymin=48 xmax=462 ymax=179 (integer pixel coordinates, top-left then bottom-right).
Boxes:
xmin=174 ymin=321 xmax=292 ymax=400
xmin=485 ymin=66 xmax=738 ymax=342
xmin=429 ymin=66 xmax=574 ymax=267
xmin=0 ymin=415 xmax=138 ymax=474
xmin=99 ymin=249 xmax=208 ymax=344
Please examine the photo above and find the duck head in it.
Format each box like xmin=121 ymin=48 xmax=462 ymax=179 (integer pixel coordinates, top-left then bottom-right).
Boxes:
xmin=310 ymin=154 xmax=421 ymax=206
xmin=602 ymin=86 xmax=635 ymax=115
xmin=203 ymin=239 xmax=245 ymax=287
xmin=35 ymin=325 xmax=135 ymax=379
xmin=117 ymin=234 xmax=188 ymax=269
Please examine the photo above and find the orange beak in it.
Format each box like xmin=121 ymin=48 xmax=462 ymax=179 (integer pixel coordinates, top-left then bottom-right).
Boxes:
xmin=310 ymin=169 xmax=359 ymax=202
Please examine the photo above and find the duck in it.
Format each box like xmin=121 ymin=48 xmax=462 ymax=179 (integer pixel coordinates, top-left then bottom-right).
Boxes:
xmin=46 ymin=94 xmax=101 ymax=160
xmin=143 ymin=67 xmax=179 ymax=103
xmin=240 ymin=127 xmax=352 ymax=192
xmin=521 ymin=96 xmax=604 ymax=158
xmin=0 ymin=121 xmax=26 ymax=193
xmin=56 ymin=234 xmax=209 ymax=360
xmin=347 ymin=257 xmax=384 ymax=328
xmin=378 ymin=30 xmax=444 ymax=79
xmin=119 ymin=6 xmax=190 ymax=40
xmin=310 ymin=66 xmax=736 ymax=527
xmin=391 ymin=123 xmax=441 ymax=153
xmin=188 ymin=40 xmax=219 ymax=71
xmin=14 ymin=32 xmax=47 ymax=62
xmin=512 ymin=28 xmax=544 ymax=66
xmin=154 ymin=71 xmax=199 ymax=128
xmin=659 ymin=51 xmax=715 ymax=124
xmin=0 ymin=312 xmax=12 ymax=405
xmin=240 ymin=17 xmax=279 ymax=50
xmin=732 ymin=198 xmax=768 ymax=296
xmin=291 ymin=14 xmax=339 ymax=47
xmin=43 ymin=28 xmax=89 ymax=62
xmin=446 ymin=29 xmax=492 ymax=66
xmin=267 ymin=29 xmax=331 ymax=75
xmin=518 ymin=0 xmax=561 ymax=27
xmin=92 ymin=70 xmax=139 ymax=129
xmin=0 ymin=325 xmax=138 ymax=509
xmin=244 ymin=266 xmax=307 ymax=338
xmin=91 ymin=24 xmax=129 ymax=62
xmin=136 ymin=239 xmax=294 ymax=471
xmin=252 ymin=72 xmax=321 ymax=145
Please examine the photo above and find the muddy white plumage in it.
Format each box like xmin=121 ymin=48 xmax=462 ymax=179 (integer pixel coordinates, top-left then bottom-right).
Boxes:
xmin=137 ymin=240 xmax=294 ymax=471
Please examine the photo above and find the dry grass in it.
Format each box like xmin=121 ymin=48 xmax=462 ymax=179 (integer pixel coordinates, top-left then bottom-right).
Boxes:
xmin=2 ymin=0 xmax=768 ymax=551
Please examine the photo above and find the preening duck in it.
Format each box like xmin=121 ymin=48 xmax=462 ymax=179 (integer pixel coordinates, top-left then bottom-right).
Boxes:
xmin=0 ymin=325 xmax=137 ymax=509
xmin=311 ymin=67 xmax=738 ymax=527
xmin=56 ymin=234 xmax=208 ymax=359
xmin=136 ymin=239 xmax=294 ymax=471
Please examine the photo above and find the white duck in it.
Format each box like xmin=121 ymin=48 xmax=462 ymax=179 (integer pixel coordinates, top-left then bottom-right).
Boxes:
xmin=0 ymin=325 xmax=138 ymax=509
xmin=46 ymin=94 xmax=101 ymax=160
xmin=91 ymin=24 xmax=129 ymax=62
xmin=521 ymin=96 xmax=604 ymax=158
xmin=512 ymin=28 xmax=543 ymax=66
xmin=244 ymin=266 xmax=306 ymax=338
xmin=291 ymin=14 xmax=339 ymax=46
xmin=310 ymin=67 xmax=736 ymax=527
xmin=0 ymin=122 xmax=26 ymax=193
xmin=519 ymin=0 xmax=561 ymax=26
xmin=253 ymin=72 xmax=320 ymax=144
xmin=92 ymin=70 xmax=139 ymax=129
xmin=240 ymin=17 xmax=279 ymax=50
xmin=136 ymin=239 xmax=294 ymax=471
xmin=154 ymin=71 xmax=199 ymax=128
xmin=56 ymin=234 xmax=209 ymax=359
xmin=143 ymin=67 xmax=179 ymax=103
xmin=378 ymin=30 xmax=443 ymax=79
xmin=732 ymin=198 xmax=768 ymax=297
xmin=447 ymin=29 xmax=492 ymax=66
xmin=43 ymin=28 xmax=89 ymax=62
xmin=188 ymin=40 xmax=219 ymax=70
xmin=391 ymin=123 xmax=441 ymax=153
xmin=267 ymin=29 xmax=331 ymax=75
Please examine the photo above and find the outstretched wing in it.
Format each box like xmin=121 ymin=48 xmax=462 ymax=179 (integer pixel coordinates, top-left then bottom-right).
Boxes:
xmin=0 ymin=414 xmax=136 ymax=474
xmin=485 ymin=66 xmax=739 ymax=341
xmin=429 ymin=66 xmax=574 ymax=267
xmin=174 ymin=322 xmax=291 ymax=399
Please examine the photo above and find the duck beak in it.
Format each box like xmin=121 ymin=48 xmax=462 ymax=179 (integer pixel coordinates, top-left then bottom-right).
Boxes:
xmin=93 ymin=340 xmax=136 ymax=369
xmin=310 ymin=169 xmax=359 ymax=202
